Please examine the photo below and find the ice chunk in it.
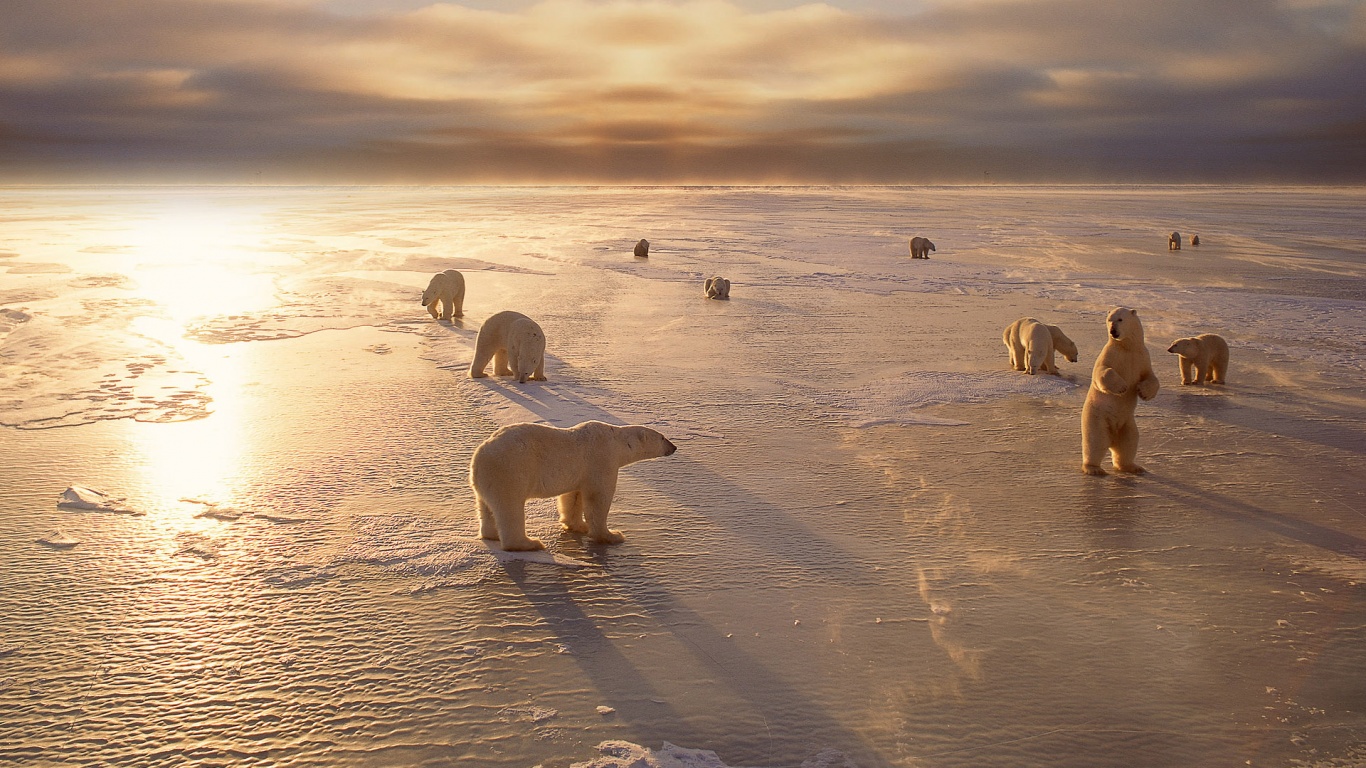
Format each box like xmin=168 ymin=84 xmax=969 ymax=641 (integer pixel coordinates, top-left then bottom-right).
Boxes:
xmin=572 ymin=741 xmax=732 ymax=768
xmin=57 ymin=485 xmax=140 ymax=514
xmin=36 ymin=529 xmax=80 ymax=548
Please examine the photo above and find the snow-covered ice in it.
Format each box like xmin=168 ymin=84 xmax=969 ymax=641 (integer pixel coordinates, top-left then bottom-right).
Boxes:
xmin=1 ymin=185 xmax=1363 ymax=767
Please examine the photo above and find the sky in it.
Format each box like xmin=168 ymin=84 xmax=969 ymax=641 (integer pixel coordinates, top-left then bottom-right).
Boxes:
xmin=2 ymin=0 xmax=1364 ymax=184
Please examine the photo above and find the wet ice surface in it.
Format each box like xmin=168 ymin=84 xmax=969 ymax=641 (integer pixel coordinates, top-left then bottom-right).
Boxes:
xmin=1 ymin=186 xmax=1364 ymax=767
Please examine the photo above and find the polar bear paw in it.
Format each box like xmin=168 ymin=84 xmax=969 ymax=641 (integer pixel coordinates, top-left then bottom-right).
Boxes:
xmin=1082 ymin=464 xmax=1108 ymax=476
xmin=591 ymin=529 xmax=626 ymax=545
xmin=1115 ymin=463 xmax=1147 ymax=475
xmin=499 ymin=537 xmax=546 ymax=552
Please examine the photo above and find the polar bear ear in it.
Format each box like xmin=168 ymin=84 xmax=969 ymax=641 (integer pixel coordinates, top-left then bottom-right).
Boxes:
xmin=1131 ymin=309 xmax=1139 ymax=315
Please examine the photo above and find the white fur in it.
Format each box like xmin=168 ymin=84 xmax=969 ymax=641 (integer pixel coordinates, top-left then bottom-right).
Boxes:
xmin=1167 ymin=333 xmax=1229 ymax=385
xmin=1169 ymin=232 xmax=1182 ymax=251
xmin=1003 ymin=317 xmax=1079 ymax=375
xmin=704 ymin=276 xmax=731 ymax=299
xmin=422 ymin=269 xmax=465 ymax=320
xmin=910 ymin=236 xmax=936 ymax=259
xmin=1082 ymin=308 xmax=1159 ymax=475
xmin=469 ymin=310 xmax=547 ymax=383
xmin=469 ymin=421 xmax=678 ymax=550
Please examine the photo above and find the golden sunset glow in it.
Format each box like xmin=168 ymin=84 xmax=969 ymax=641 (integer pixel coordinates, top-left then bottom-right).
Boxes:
xmin=1 ymin=0 xmax=1361 ymax=182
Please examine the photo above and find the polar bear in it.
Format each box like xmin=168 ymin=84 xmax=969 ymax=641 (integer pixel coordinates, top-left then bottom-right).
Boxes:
xmin=469 ymin=420 xmax=678 ymax=550
xmin=1003 ymin=317 xmax=1079 ymax=375
xmin=1169 ymin=232 xmax=1182 ymax=251
xmin=469 ymin=310 xmax=547 ymax=383
xmin=704 ymin=276 xmax=731 ymax=299
xmin=421 ymin=269 xmax=465 ymax=320
xmin=1167 ymin=333 xmax=1228 ymax=385
xmin=634 ymin=239 xmax=650 ymax=258
xmin=1082 ymin=307 xmax=1160 ymax=476
xmin=910 ymin=236 xmax=936 ymax=259
xmin=1190 ymin=235 xmax=1201 ymax=247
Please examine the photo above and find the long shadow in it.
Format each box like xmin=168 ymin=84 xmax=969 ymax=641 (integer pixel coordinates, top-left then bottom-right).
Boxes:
xmin=499 ymin=560 xmax=706 ymax=748
xmin=478 ymin=382 xmax=887 ymax=760
xmin=1148 ymin=474 xmax=1366 ymax=560
xmin=1158 ymin=389 xmax=1366 ymax=456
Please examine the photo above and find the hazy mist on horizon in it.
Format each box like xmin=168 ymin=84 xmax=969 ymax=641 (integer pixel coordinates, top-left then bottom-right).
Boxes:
xmin=3 ymin=0 xmax=1364 ymax=184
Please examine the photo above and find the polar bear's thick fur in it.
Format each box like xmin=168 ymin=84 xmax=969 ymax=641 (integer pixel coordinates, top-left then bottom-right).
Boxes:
xmin=634 ymin=239 xmax=650 ymax=258
xmin=422 ymin=269 xmax=465 ymax=320
xmin=469 ymin=310 xmax=547 ymax=383
xmin=1003 ymin=317 xmax=1079 ymax=375
xmin=1190 ymin=235 xmax=1201 ymax=247
xmin=469 ymin=420 xmax=678 ymax=550
xmin=704 ymin=276 xmax=731 ymax=299
xmin=1169 ymin=232 xmax=1182 ymax=251
xmin=1082 ymin=307 xmax=1160 ymax=476
xmin=1167 ymin=333 xmax=1228 ymax=385
xmin=910 ymin=236 xmax=936 ymax=259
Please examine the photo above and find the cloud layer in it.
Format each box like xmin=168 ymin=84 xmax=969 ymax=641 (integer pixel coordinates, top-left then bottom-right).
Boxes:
xmin=2 ymin=0 xmax=1364 ymax=182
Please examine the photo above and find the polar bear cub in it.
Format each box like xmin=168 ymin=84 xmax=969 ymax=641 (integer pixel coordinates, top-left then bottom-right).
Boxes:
xmin=704 ymin=276 xmax=731 ymax=299
xmin=1167 ymin=333 xmax=1228 ymax=385
xmin=469 ymin=310 xmax=547 ymax=383
xmin=469 ymin=421 xmax=678 ymax=550
xmin=1082 ymin=307 xmax=1160 ymax=476
xmin=422 ymin=269 xmax=465 ymax=320
xmin=1003 ymin=317 xmax=1078 ymax=375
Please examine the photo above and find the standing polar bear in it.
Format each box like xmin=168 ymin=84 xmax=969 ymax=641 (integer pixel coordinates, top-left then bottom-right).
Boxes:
xmin=469 ymin=310 xmax=547 ymax=383
xmin=704 ymin=276 xmax=731 ymax=299
xmin=469 ymin=421 xmax=678 ymax=550
xmin=1003 ymin=317 xmax=1079 ymax=375
xmin=1167 ymin=333 xmax=1229 ymax=385
xmin=1082 ymin=307 xmax=1160 ymax=476
xmin=1168 ymin=232 xmax=1182 ymax=251
xmin=910 ymin=237 xmax=936 ymax=259
xmin=421 ymin=269 xmax=465 ymax=321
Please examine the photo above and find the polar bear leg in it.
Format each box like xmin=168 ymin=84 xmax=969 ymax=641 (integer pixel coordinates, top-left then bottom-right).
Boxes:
xmin=493 ymin=348 xmax=513 ymax=377
xmin=1209 ymin=357 xmax=1226 ymax=384
xmin=426 ymin=301 xmax=440 ymax=320
xmin=1179 ymin=357 xmax=1194 ymax=385
xmin=1043 ymin=349 xmax=1058 ymax=374
xmin=452 ymin=286 xmax=465 ymax=318
xmin=1111 ymin=419 xmax=1145 ymax=474
xmin=557 ymin=491 xmax=588 ymax=533
xmin=440 ymin=297 xmax=454 ymax=321
xmin=470 ymin=335 xmax=494 ymax=378
xmin=478 ymin=498 xmax=499 ymax=540
xmin=1194 ymin=362 xmax=1209 ymax=386
xmin=530 ymin=357 xmax=546 ymax=381
xmin=583 ymin=480 xmax=624 ymax=544
xmin=486 ymin=494 xmax=543 ymax=551
xmin=1081 ymin=407 xmax=1110 ymax=475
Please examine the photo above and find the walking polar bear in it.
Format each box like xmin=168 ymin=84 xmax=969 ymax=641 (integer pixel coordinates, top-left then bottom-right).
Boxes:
xmin=704 ymin=276 xmax=731 ymax=299
xmin=1168 ymin=232 xmax=1182 ymax=251
xmin=1167 ymin=333 xmax=1229 ymax=385
xmin=422 ymin=269 xmax=465 ymax=320
xmin=469 ymin=421 xmax=678 ymax=550
xmin=1003 ymin=317 xmax=1079 ymax=375
xmin=1082 ymin=307 xmax=1160 ymax=476
xmin=910 ymin=237 xmax=936 ymax=259
xmin=469 ymin=310 xmax=547 ymax=383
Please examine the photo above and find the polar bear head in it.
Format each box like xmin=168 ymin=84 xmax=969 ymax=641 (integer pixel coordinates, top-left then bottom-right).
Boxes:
xmin=1166 ymin=337 xmax=1200 ymax=357
xmin=613 ymin=424 xmax=678 ymax=466
xmin=1050 ymin=327 xmax=1079 ymax=362
xmin=1105 ymin=307 xmax=1144 ymax=343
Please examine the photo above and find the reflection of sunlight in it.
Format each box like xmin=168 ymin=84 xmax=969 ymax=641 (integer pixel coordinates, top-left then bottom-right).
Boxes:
xmin=123 ymin=199 xmax=281 ymax=323
xmin=129 ymin=336 xmax=252 ymax=514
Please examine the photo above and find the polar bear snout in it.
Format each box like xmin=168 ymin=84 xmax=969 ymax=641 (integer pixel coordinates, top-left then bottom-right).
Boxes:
xmin=1110 ymin=324 xmax=1121 ymax=339
xmin=1166 ymin=343 xmax=1178 ymax=353
xmin=664 ymin=439 xmax=677 ymax=456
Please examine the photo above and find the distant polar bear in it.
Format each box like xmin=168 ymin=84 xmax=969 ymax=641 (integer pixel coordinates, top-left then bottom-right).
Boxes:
xmin=704 ymin=276 xmax=731 ymax=299
xmin=469 ymin=420 xmax=678 ymax=550
xmin=1167 ymin=333 xmax=1228 ymax=385
xmin=422 ymin=269 xmax=465 ymax=320
xmin=634 ymin=239 xmax=650 ymax=258
xmin=1190 ymin=235 xmax=1201 ymax=247
xmin=469 ymin=310 xmax=547 ymax=383
xmin=1082 ymin=307 xmax=1160 ymax=476
xmin=1003 ymin=317 xmax=1078 ymax=375
xmin=910 ymin=236 xmax=936 ymax=259
xmin=1169 ymin=232 xmax=1182 ymax=251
